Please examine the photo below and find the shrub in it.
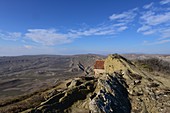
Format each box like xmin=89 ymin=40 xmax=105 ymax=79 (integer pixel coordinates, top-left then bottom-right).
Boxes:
xmin=135 ymin=58 xmax=170 ymax=75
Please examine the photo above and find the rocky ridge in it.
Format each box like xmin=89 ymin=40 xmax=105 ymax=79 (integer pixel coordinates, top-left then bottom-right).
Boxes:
xmin=0 ymin=54 xmax=170 ymax=113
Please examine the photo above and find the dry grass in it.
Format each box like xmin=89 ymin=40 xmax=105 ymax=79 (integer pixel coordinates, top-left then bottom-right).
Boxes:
xmin=0 ymin=81 xmax=64 ymax=113
xmin=135 ymin=58 xmax=170 ymax=75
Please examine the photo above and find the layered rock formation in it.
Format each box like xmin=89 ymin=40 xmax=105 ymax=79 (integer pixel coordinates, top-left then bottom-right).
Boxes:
xmin=27 ymin=72 xmax=131 ymax=113
xmin=1 ymin=54 xmax=170 ymax=113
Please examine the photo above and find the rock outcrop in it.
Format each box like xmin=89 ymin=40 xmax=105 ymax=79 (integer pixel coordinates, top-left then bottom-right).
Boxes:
xmin=89 ymin=72 xmax=131 ymax=113
xmin=28 ymin=72 xmax=131 ymax=113
xmin=1 ymin=54 xmax=170 ymax=113
xmin=104 ymin=54 xmax=133 ymax=74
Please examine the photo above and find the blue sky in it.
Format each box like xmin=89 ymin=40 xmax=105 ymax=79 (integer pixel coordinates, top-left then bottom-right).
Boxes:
xmin=0 ymin=0 xmax=170 ymax=56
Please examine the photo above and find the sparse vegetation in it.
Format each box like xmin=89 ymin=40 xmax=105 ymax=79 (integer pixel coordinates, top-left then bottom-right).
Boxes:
xmin=1 ymin=54 xmax=170 ymax=113
xmin=0 ymin=81 xmax=64 ymax=113
xmin=0 ymin=55 xmax=103 ymax=99
xmin=135 ymin=58 xmax=170 ymax=75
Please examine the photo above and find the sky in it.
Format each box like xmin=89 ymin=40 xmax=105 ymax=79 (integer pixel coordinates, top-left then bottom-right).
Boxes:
xmin=0 ymin=0 xmax=170 ymax=56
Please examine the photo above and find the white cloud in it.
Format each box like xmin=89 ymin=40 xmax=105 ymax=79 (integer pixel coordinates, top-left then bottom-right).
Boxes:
xmin=157 ymin=39 xmax=170 ymax=44
xmin=117 ymin=26 xmax=128 ymax=31
xmin=140 ymin=11 xmax=170 ymax=26
xmin=24 ymin=45 xmax=33 ymax=49
xmin=25 ymin=29 xmax=72 ymax=45
xmin=1 ymin=23 xmax=128 ymax=46
xmin=144 ymin=39 xmax=170 ymax=45
xmin=0 ymin=7 xmax=136 ymax=46
xmin=160 ymin=0 xmax=170 ymax=5
xmin=24 ymin=26 xmax=119 ymax=46
xmin=137 ymin=25 xmax=151 ymax=32
xmin=143 ymin=30 xmax=156 ymax=35
xmin=109 ymin=8 xmax=138 ymax=23
xmin=67 ymin=8 xmax=137 ymax=39
xmin=138 ymin=3 xmax=170 ymax=41
xmin=69 ymin=26 xmax=114 ymax=37
xmin=161 ymin=28 xmax=170 ymax=38
xmin=150 ymin=12 xmax=170 ymax=25
xmin=68 ymin=23 xmax=129 ymax=38
xmin=0 ymin=31 xmax=21 ymax=41
xmin=143 ymin=2 xmax=154 ymax=9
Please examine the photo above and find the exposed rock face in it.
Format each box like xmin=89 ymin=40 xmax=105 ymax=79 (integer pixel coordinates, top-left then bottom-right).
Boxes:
xmin=1 ymin=54 xmax=170 ymax=113
xmin=104 ymin=54 xmax=133 ymax=74
xmin=89 ymin=73 xmax=131 ymax=113
xmin=27 ymin=55 xmax=133 ymax=113
xmin=29 ymin=72 xmax=131 ymax=113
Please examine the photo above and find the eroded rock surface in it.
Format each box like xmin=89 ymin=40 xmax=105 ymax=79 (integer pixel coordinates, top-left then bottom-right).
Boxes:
xmin=89 ymin=73 xmax=131 ymax=113
xmin=28 ymin=71 xmax=131 ymax=113
xmin=1 ymin=54 xmax=170 ymax=113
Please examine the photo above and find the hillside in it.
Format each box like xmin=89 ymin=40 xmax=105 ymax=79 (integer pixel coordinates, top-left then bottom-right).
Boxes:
xmin=0 ymin=54 xmax=104 ymax=98
xmin=0 ymin=54 xmax=170 ymax=113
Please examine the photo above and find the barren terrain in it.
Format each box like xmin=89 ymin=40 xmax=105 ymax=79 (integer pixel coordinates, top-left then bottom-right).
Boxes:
xmin=0 ymin=54 xmax=170 ymax=113
xmin=0 ymin=54 xmax=104 ymax=99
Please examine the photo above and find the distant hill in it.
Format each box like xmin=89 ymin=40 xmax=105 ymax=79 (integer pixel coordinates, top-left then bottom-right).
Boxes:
xmin=0 ymin=54 xmax=104 ymax=98
xmin=0 ymin=54 xmax=170 ymax=113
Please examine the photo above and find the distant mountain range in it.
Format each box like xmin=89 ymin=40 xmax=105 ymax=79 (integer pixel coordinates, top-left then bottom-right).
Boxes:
xmin=0 ymin=54 xmax=170 ymax=113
